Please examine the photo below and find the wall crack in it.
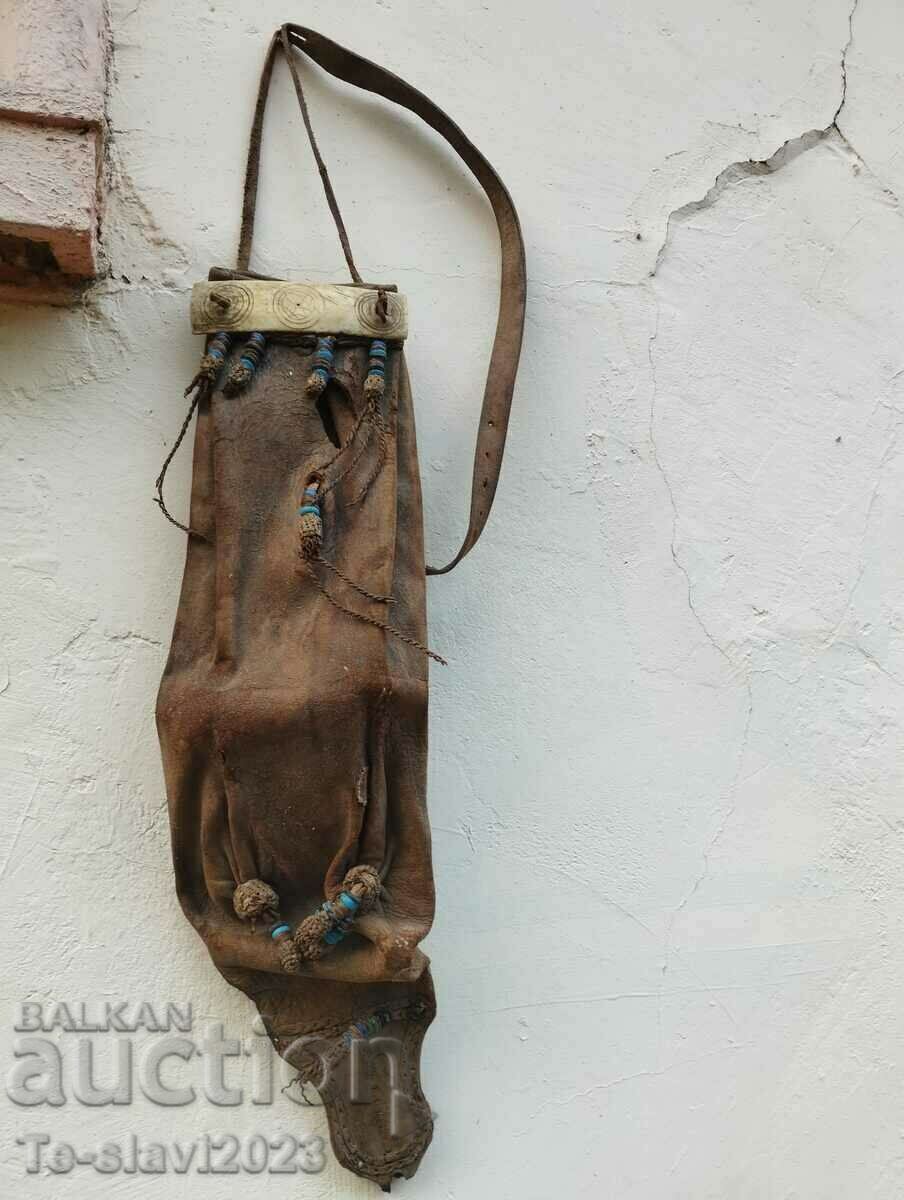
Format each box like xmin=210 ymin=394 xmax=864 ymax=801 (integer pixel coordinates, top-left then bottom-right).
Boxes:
xmin=651 ymin=0 xmax=871 ymax=281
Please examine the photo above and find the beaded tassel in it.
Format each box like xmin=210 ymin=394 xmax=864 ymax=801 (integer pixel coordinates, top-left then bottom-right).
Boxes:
xmin=297 ymin=481 xmax=323 ymax=561
xmin=232 ymin=879 xmax=299 ymax=972
xmin=223 ymin=331 xmax=267 ymax=396
xmin=269 ymin=919 xmax=301 ymax=973
xmin=196 ymin=331 xmax=233 ymax=387
xmin=293 ymin=864 xmax=382 ymax=961
xmin=230 ymin=867 xmax=380 ymax=974
xmin=322 ymin=891 xmax=360 ymax=945
xmin=233 ymin=879 xmax=279 ymax=922
xmin=304 ymin=335 xmax=337 ymax=397
xmin=363 ymin=338 xmax=388 ymax=401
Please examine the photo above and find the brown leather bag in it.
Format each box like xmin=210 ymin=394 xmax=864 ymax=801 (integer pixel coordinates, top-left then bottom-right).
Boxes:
xmin=155 ymin=24 xmax=525 ymax=1190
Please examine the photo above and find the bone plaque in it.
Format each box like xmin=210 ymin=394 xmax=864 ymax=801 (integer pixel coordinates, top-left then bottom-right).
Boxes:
xmin=190 ymin=280 xmax=408 ymax=339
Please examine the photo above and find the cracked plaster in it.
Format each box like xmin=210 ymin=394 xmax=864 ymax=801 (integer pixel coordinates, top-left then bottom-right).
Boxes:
xmin=1 ymin=1 xmax=904 ymax=1196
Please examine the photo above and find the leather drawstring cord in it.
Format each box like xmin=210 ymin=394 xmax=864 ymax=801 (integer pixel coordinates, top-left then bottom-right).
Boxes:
xmin=301 ymin=562 xmax=448 ymax=667
xmin=154 ymin=377 xmax=210 ymax=540
xmin=296 ymin=478 xmax=447 ymax=666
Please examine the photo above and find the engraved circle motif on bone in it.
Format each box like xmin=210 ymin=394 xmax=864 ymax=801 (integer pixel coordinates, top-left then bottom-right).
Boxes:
xmin=273 ymin=284 xmax=326 ymax=330
xmin=355 ymin=290 xmax=404 ymax=337
xmin=200 ymin=282 xmax=254 ymax=329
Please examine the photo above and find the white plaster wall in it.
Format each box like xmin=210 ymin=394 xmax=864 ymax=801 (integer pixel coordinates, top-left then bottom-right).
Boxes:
xmin=2 ymin=1 xmax=904 ymax=1196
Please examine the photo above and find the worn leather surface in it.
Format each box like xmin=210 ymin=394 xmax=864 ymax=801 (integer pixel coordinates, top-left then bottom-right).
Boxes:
xmin=157 ymin=335 xmax=436 ymax=1187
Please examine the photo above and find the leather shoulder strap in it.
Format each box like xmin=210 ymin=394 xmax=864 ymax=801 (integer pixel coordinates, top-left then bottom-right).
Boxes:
xmin=240 ymin=24 xmax=527 ymax=576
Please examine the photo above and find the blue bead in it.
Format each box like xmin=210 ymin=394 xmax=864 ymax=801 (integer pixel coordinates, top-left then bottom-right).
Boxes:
xmin=298 ymin=505 xmax=320 ymax=517
xmin=240 ymin=356 xmax=255 ymax=371
xmin=270 ymin=923 xmax=290 ymax=939
xmin=323 ymin=928 xmax=346 ymax=945
xmin=337 ymin=891 xmax=359 ymax=912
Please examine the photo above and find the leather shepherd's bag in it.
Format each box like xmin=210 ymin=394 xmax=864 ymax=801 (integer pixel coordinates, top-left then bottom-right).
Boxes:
xmin=154 ymin=24 xmax=525 ymax=1190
